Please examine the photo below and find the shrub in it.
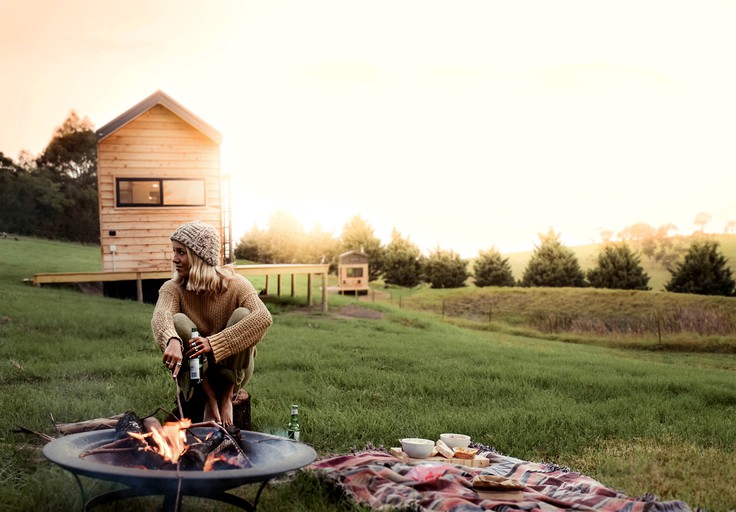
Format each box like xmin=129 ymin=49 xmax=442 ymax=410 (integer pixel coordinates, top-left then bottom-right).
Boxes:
xmin=473 ymin=247 xmax=515 ymax=287
xmin=424 ymin=248 xmax=469 ymax=288
xmin=587 ymin=243 xmax=650 ymax=290
xmin=665 ymin=240 xmax=736 ymax=296
xmin=520 ymin=230 xmax=586 ymax=287
xmin=383 ymin=229 xmax=423 ymax=287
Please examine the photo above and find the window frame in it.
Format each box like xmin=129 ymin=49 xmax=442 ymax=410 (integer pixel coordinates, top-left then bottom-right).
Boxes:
xmin=115 ymin=178 xmax=206 ymax=207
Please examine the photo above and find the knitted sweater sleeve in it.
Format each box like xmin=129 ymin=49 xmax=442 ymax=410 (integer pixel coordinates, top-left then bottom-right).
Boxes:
xmin=151 ymin=281 xmax=182 ymax=353
xmin=207 ymin=277 xmax=273 ymax=363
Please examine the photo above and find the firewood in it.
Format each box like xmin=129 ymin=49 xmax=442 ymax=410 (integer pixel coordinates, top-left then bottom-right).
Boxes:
xmin=55 ymin=413 xmax=126 ymax=435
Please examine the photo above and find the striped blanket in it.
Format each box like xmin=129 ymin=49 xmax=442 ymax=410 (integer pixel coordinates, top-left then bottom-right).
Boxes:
xmin=308 ymin=450 xmax=694 ymax=511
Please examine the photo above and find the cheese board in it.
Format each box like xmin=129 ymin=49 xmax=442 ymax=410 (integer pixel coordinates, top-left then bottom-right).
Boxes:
xmin=390 ymin=447 xmax=490 ymax=468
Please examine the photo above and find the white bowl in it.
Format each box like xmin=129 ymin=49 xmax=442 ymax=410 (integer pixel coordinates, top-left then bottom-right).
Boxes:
xmin=400 ymin=438 xmax=435 ymax=459
xmin=439 ymin=433 xmax=471 ymax=448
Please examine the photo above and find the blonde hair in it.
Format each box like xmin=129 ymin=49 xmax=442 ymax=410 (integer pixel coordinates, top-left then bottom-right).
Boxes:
xmin=173 ymin=246 xmax=232 ymax=294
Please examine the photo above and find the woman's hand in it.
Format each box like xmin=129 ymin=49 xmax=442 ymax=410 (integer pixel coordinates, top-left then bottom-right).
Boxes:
xmin=186 ymin=336 xmax=212 ymax=360
xmin=163 ymin=338 xmax=184 ymax=378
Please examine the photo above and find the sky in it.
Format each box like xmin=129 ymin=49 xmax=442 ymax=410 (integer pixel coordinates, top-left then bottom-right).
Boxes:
xmin=2 ymin=0 xmax=736 ymax=256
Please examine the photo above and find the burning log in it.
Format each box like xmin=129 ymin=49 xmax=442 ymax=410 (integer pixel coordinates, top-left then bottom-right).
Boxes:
xmin=115 ymin=411 xmax=145 ymax=438
xmin=81 ymin=413 xmax=252 ymax=471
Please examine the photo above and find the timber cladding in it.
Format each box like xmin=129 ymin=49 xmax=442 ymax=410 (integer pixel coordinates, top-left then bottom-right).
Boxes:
xmin=97 ymin=92 xmax=223 ymax=272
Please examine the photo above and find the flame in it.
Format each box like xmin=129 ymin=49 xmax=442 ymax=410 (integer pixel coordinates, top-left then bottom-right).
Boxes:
xmin=203 ymin=454 xmax=227 ymax=472
xmin=128 ymin=418 xmax=192 ymax=463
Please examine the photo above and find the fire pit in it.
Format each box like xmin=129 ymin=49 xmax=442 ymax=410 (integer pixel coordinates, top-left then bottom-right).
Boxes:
xmin=43 ymin=427 xmax=317 ymax=511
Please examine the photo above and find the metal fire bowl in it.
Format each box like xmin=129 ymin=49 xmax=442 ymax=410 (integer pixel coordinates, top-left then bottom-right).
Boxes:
xmin=43 ymin=428 xmax=317 ymax=497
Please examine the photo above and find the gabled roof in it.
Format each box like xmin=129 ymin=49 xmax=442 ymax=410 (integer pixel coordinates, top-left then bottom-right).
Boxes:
xmin=339 ymin=250 xmax=369 ymax=258
xmin=96 ymin=90 xmax=222 ymax=144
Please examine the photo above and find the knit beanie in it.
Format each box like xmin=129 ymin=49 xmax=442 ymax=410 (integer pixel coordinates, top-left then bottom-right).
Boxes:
xmin=170 ymin=221 xmax=220 ymax=266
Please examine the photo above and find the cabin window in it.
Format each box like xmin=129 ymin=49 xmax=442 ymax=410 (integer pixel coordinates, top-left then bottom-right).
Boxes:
xmin=346 ymin=267 xmax=364 ymax=278
xmin=116 ymin=178 xmax=206 ymax=207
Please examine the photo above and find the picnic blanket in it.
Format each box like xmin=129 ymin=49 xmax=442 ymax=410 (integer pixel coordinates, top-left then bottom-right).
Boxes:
xmin=308 ymin=449 xmax=694 ymax=512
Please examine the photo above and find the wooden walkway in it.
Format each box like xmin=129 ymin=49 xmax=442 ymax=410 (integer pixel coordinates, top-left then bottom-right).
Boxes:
xmin=31 ymin=264 xmax=330 ymax=311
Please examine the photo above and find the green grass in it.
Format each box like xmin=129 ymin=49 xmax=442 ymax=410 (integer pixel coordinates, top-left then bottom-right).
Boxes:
xmin=1 ymin=237 xmax=735 ymax=511
xmin=391 ymin=285 xmax=736 ymax=353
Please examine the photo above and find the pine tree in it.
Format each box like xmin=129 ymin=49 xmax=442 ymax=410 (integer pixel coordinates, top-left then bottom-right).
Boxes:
xmin=664 ymin=240 xmax=736 ymax=296
xmin=473 ymin=247 xmax=515 ymax=287
xmin=383 ymin=229 xmax=423 ymax=287
xmin=424 ymin=247 xmax=469 ymax=288
xmin=520 ymin=230 xmax=586 ymax=287
xmin=587 ymin=243 xmax=650 ymax=290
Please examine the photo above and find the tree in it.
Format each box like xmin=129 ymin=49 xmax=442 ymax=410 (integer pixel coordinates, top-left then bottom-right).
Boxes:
xmin=301 ymin=222 xmax=341 ymax=270
xmin=693 ymin=212 xmax=711 ymax=233
xmin=234 ymin=226 xmax=274 ymax=263
xmin=520 ymin=230 xmax=586 ymax=287
xmin=265 ymin=210 xmax=304 ymax=263
xmin=664 ymin=240 xmax=735 ymax=296
xmin=339 ymin=215 xmax=384 ymax=280
xmin=383 ymin=229 xmax=423 ymax=287
xmin=586 ymin=243 xmax=650 ymax=290
xmin=423 ymin=247 xmax=469 ymax=288
xmin=472 ymin=247 xmax=515 ymax=287
xmin=617 ymin=222 xmax=655 ymax=251
xmin=33 ymin=111 xmax=99 ymax=242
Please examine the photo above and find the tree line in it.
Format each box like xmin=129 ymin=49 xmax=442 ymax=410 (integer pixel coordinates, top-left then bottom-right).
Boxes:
xmin=3 ymin=111 xmax=734 ymax=296
xmin=237 ymin=215 xmax=736 ymax=297
xmin=0 ymin=112 xmax=98 ymax=243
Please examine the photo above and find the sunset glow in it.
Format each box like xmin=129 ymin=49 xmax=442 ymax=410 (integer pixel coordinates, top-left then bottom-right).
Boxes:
xmin=2 ymin=1 xmax=736 ymax=255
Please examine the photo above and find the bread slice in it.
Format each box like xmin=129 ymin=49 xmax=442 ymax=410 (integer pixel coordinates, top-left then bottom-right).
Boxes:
xmin=453 ymin=447 xmax=478 ymax=459
xmin=435 ymin=439 xmax=454 ymax=458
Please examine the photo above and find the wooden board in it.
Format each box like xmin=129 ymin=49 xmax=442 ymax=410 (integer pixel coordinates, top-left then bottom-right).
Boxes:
xmin=390 ymin=447 xmax=490 ymax=468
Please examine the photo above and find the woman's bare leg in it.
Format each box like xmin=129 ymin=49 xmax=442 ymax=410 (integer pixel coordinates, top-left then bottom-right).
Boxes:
xmin=219 ymin=382 xmax=236 ymax=426
xmin=202 ymin=374 xmax=222 ymax=423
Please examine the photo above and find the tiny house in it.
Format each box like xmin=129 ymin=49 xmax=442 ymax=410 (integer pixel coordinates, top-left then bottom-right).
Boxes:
xmin=337 ymin=250 xmax=370 ymax=294
xmin=96 ymin=90 xmax=227 ymax=273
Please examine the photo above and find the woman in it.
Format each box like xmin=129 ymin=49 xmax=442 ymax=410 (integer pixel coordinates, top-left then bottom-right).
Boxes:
xmin=152 ymin=221 xmax=272 ymax=426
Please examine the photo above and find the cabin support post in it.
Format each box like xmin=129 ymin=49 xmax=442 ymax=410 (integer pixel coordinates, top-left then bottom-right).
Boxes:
xmin=307 ymin=274 xmax=313 ymax=306
xmin=136 ymin=273 xmax=143 ymax=303
xmin=290 ymin=274 xmax=296 ymax=297
xmin=321 ymin=273 xmax=328 ymax=312
xmin=277 ymin=275 xmax=282 ymax=297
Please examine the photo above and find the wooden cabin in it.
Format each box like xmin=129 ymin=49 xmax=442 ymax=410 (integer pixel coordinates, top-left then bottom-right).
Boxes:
xmin=337 ymin=250 xmax=370 ymax=294
xmin=96 ymin=90 xmax=227 ymax=273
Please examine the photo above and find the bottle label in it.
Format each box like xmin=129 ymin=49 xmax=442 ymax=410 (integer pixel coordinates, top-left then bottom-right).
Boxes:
xmin=190 ymin=358 xmax=201 ymax=380
xmin=288 ymin=430 xmax=300 ymax=441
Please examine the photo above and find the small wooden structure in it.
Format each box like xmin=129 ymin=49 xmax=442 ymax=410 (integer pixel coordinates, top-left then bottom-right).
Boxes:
xmin=337 ymin=250 xmax=369 ymax=294
xmin=96 ymin=90 xmax=227 ymax=272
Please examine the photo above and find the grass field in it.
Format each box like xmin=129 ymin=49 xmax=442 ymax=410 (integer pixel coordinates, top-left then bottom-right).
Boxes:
xmin=1 ymin=237 xmax=735 ymax=511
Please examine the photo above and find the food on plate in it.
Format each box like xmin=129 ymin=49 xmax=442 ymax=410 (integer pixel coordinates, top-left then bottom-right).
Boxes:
xmin=435 ymin=439 xmax=454 ymax=458
xmin=453 ymin=446 xmax=478 ymax=459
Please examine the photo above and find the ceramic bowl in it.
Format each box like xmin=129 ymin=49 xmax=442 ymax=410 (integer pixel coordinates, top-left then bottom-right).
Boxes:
xmin=439 ymin=433 xmax=471 ymax=448
xmin=400 ymin=438 xmax=435 ymax=459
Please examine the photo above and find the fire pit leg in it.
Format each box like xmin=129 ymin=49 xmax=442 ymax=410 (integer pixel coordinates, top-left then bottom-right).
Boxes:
xmin=75 ymin=481 xmax=270 ymax=512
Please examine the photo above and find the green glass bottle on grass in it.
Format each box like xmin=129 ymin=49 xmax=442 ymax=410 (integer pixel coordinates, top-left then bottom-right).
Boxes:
xmin=189 ymin=327 xmax=202 ymax=384
xmin=287 ymin=404 xmax=300 ymax=441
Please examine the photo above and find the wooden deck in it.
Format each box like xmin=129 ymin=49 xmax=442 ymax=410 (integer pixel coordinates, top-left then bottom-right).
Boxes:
xmin=31 ymin=264 xmax=330 ymax=311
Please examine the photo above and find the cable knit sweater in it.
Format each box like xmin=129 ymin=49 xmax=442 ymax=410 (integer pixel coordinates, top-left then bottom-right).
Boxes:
xmin=151 ymin=270 xmax=272 ymax=364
